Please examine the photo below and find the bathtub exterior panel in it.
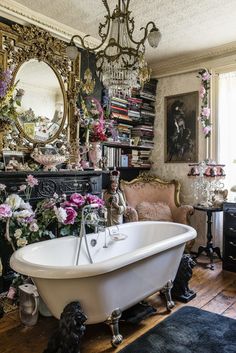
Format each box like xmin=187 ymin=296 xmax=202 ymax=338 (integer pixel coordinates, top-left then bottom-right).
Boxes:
xmin=10 ymin=221 xmax=196 ymax=324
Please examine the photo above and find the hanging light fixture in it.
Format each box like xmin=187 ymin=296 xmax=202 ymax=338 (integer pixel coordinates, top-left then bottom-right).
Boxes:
xmin=66 ymin=0 xmax=161 ymax=97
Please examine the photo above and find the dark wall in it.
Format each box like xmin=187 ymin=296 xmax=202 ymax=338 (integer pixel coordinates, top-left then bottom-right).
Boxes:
xmin=79 ymin=49 xmax=103 ymax=101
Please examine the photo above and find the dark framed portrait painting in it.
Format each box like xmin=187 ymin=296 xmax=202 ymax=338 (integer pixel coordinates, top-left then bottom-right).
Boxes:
xmin=165 ymin=91 xmax=198 ymax=163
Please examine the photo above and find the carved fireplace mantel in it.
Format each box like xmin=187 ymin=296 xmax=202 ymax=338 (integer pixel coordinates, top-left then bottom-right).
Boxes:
xmin=0 ymin=170 xmax=102 ymax=201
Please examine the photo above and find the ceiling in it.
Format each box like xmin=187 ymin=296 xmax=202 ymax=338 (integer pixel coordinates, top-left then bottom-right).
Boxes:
xmin=2 ymin=0 xmax=236 ymax=73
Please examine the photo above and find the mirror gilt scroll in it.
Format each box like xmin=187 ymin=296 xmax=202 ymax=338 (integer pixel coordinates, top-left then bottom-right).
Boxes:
xmin=0 ymin=22 xmax=80 ymax=151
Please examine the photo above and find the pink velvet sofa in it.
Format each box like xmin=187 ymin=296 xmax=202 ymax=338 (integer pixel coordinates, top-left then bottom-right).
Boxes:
xmin=120 ymin=173 xmax=194 ymax=225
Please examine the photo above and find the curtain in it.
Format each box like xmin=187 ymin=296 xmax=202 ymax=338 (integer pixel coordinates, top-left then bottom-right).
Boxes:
xmin=213 ymin=71 xmax=236 ymax=249
xmin=218 ymin=72 xmax=236 ymax=195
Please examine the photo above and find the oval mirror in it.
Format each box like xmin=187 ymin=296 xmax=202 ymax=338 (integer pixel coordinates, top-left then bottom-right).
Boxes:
xmin=14 ymin=59 xmax=66 ymax=143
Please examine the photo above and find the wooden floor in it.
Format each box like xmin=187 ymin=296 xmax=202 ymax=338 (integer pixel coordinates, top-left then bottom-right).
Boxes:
xmin=1 ymin=256 xmax=236 ymax=353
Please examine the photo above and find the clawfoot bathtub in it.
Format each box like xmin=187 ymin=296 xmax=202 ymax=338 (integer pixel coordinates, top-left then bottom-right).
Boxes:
xmin=10 ymin=221 xmax=196 ymax=346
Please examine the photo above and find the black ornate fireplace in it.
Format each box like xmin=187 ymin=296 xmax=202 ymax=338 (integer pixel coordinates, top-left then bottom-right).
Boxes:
xmin=0 ymin=170 xmax=102 ymax=293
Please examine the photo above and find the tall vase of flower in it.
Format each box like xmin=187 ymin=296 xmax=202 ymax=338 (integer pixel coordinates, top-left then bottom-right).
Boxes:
xmin=0 ymin=68 xmax=24 ymax=150
xmin=79 ymin=96 xmax=108 ymax=170
xmin=88 ymin=141 xmax=102 ymax=170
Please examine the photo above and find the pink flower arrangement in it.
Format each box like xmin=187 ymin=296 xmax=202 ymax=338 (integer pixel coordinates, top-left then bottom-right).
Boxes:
xmin=53 ymin=192 xmax=104 ymax=228
xmin=0 ymin=204 xmax=12 ymax=219
xmin=0 ymin=175 xmax=105 ymax=250
xmin=70 ymin=193 xmax=85 ymax=207
xmin=0 ymin=176 xmax=40 ymax=250
xmin=85 ymin=193 xmax=105 ymax=206
xmin=26 ymin=175 xmax=39 ymax=187
xmin=199 ymin=85 xmax=206 ymax=99
xmin=80 ymin=96 xmax=108 ymax=143
xmin=63 ymin=207 xmax=78 ymax=225
xmin=198 ymin=68 xmax=211 ymax=138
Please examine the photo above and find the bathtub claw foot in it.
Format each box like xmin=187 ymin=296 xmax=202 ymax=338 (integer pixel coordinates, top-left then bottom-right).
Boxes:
xmin=106 ymin=308 xmax=123 ymax=347
xmin=162 ymin=280 xmax=175 ymax=311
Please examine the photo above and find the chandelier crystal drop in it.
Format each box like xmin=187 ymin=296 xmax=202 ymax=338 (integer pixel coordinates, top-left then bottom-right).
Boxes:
xmin=66 ymin=0 xmax=161 ymax=97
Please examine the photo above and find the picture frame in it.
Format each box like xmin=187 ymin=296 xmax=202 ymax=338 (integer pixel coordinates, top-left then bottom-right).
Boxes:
xmin=165 ymin=91 xmax=198 ymax=163
xmin=3 ymin=150 xmax=24 ymax=171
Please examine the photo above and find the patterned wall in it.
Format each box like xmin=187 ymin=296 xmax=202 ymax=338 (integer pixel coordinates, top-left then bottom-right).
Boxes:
xmin=151 ymin=71 xmax=208 ymax=250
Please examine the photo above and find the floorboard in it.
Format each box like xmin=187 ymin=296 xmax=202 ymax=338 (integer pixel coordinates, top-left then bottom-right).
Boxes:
xmin=0 ymin=256 xmax=235 ymax=353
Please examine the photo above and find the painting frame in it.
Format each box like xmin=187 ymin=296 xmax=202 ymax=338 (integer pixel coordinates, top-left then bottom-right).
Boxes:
xmin=164 ymin=91 xmax=199 ymax=163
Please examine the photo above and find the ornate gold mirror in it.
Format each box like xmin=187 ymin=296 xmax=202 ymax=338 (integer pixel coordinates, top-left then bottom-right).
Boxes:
xmin=0 ymin=22 xmax=80 ymax=152
xmin=14 ymin=59 xmax=67 ymax=143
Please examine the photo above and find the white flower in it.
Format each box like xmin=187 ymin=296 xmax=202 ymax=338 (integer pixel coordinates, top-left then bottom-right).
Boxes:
xmin=54 ymin=206 xmax=67 ymax=223
xmin=0 ymin=183 xmax=6 ymax=191
xmin=53 ymin=193 xmax=59 ymax=199
xmin=6 ymin=194 xmax=23 ymax=210
xmin=20 ymin=200 xmax=32 ymax=210
xmin=14 ymin=229 xmax=22 ymax=239
xmin=29 ymin=222 xmax=39 ymax=232
xmin=13 ymin=209 xmax=34 ymax=222
xmin=17 ymin=237 xmax=28 ymax=247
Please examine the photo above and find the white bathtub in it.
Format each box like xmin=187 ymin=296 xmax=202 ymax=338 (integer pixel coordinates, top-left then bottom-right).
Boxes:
xmin=10 ymin=221 xmax=196 ymax=324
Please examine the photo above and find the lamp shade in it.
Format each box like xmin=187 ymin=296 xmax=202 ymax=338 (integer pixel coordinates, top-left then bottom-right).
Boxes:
xmin=66 ymin=44 xmax=79 ymax=60
xmin=147 ymin=28 xmax=162 ymax=48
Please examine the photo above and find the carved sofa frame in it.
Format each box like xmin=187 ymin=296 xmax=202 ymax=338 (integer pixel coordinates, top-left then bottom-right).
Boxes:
xmin=120 ymin=173 xmax=194 ymax=225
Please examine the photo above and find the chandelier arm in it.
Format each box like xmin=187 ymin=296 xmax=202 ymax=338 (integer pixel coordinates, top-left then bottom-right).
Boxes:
xmin=101 ymin=0 xmax=110 ymax=16
xmin=125 ymin=5 xmax=158 ymax=47
xmin=70 ymin=0 xmax=112 ymax=53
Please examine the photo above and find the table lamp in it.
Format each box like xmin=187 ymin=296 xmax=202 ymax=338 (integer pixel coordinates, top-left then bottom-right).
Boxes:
xmin=188 ymin=160 xmax=226 ymax=207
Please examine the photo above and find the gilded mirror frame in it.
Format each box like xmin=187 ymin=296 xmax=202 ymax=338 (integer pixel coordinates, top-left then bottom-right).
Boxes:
xmin=0 ymin=22 xmax=80 ymax=151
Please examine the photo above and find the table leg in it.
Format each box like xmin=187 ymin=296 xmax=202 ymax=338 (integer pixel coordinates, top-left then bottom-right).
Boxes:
xmin=195 ymin=209 xmax=222 ymax=270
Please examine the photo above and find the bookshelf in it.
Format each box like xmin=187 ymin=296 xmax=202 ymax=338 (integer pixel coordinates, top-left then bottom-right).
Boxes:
xmin=102 ymin=79 xmax=157 ymax=170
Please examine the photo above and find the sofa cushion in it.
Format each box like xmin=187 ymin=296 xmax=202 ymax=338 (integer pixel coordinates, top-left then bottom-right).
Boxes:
xmin=136 ymin=201 xmax=173 ymax=222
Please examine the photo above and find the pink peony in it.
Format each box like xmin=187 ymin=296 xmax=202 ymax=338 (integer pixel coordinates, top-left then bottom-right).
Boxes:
xmin=85 ymin=194 xmax=104 ymax=206
xmin=69 ymin=193 xmax=85 ymax=207
xmin=203 ymin=126 xmax=211 ymax=135
xmin=202 ymin=71 xmax=211 ymax=81
xmin=199 ymin=85 xmax=206 ymax=98
xmin=0 ymin=204 xmax=12 ymax=219
xmin=61 ymin=200 xmax=78 ymax=208
xmin=202 ymin=107 xmax=211 ymax=117
xmin=26 ymin=175 xmax=39 ymax=187
xmin=64 ymin=207 xmax=77 ymax=225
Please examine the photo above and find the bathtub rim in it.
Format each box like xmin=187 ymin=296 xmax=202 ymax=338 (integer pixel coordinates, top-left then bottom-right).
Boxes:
xmin=10 ymin=221 xmax=196 ymax=279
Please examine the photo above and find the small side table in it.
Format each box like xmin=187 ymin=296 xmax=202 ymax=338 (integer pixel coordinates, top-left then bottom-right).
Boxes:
xmin=194 ymin=205 xmax=223 ymax=270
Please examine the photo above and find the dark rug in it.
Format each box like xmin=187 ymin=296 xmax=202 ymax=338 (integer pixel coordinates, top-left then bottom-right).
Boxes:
xmin=119 ymin=306 xmax=236 ymax=353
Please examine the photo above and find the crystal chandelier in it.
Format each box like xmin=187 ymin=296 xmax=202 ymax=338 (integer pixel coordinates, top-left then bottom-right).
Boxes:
xmin=66 ymin=0 xmax=161 ymax=97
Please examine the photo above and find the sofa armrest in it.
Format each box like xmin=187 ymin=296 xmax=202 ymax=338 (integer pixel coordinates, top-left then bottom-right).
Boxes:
xmin=172 ymin=205 xmax=194 ymax=225
xmin=124 ymin=206 xmax=139 ymax=222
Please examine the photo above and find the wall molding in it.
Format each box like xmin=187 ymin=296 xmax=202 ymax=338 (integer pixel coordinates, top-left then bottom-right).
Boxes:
xmin=0 ymin=0 xmax=100 ymax=47
xmin=152 ymin=42 xmax=236 ymax=78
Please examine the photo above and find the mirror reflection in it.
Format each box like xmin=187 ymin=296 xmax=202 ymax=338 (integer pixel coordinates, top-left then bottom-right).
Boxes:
xmin=15 ymin=59 xmax=65 ymax=142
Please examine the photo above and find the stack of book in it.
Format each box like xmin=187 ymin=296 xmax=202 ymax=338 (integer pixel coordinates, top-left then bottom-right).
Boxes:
xmin=140 ymin=79 xmax=157 ymax=101
xmin=131 ymin=125 xmax=154 ymax=148
xmin=140 ymin=100 xmax=156 ymax=125
xmin=116 ymin=123 xmax=132 ymax=144
xmin=131 ymin=149 xmax=151 ymax=168
xmin=128 ymin=97 xmax=142 ymax=123
xmin=110 ymin=97 xmax=132 ymax=122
